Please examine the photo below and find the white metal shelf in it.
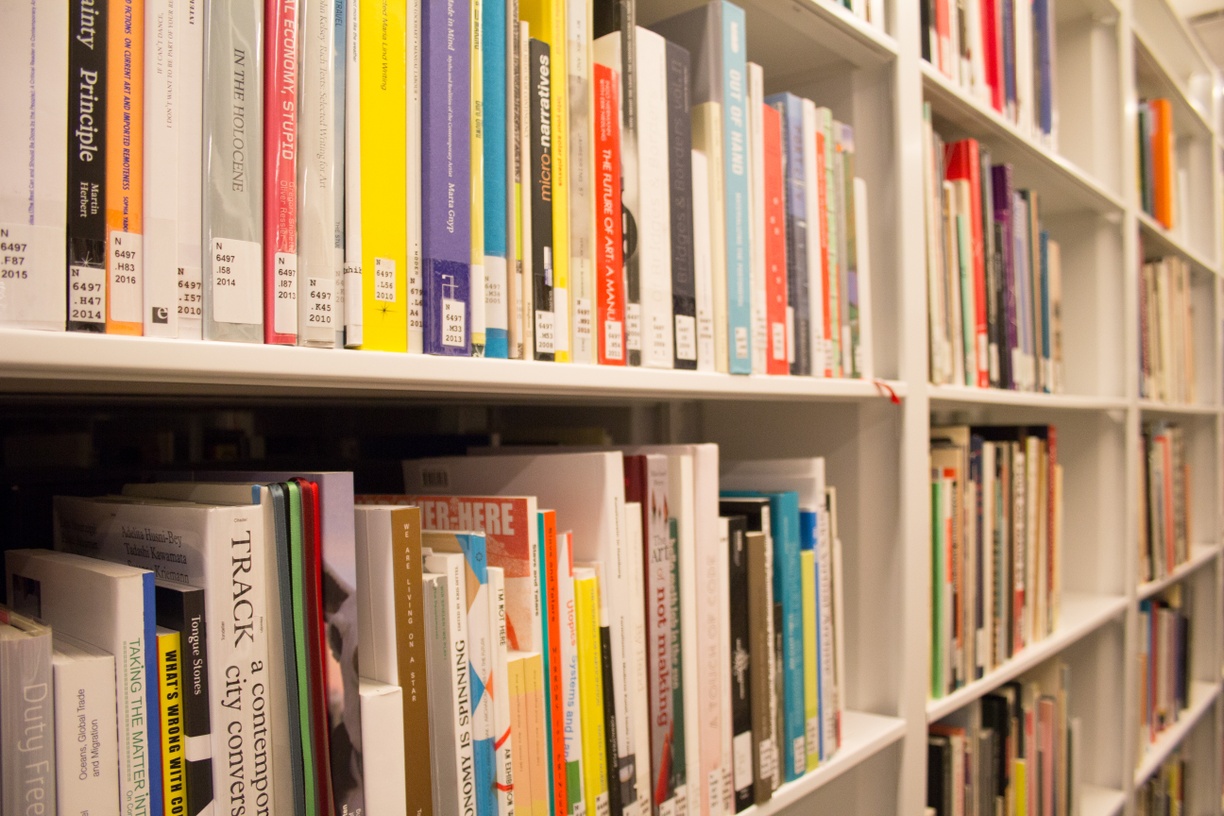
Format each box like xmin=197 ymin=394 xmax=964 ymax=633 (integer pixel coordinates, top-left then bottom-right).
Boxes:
xmin=1081 ymin=785 xmax=1127 ymax=816
xmin=928 ymin=384 xmax=1130 ymax=412
xmin=1136 ymin=396 xmax=1223 ymax=417
xmin=926 ymin=594 xmax=1129 ymax=721
xmin=1137 ymin=211 xmax=1221 ymax=277
xmin=1137 ymin=542 xmax=1221 ymax=601
xmin=1132 ymin=680 xmax=1222 ymax=786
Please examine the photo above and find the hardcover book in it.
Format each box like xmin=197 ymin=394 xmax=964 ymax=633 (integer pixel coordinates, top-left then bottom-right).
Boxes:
xmin=105 ymin=0 xmax=144 ymax=336
xmin=359 ymin=679 xmax=409 ymax=816
xmin=665 ymin=41 xmax=697 ymax=370
xmin=593 ymin=61 xmax=626 ymax=366
xmin=528 ymin=37 xmax=556 ymax=361
xmin=765 ymin=93 xmax=808 ymax=376
xmin=264 ymin=0 xmax=300 ymax=345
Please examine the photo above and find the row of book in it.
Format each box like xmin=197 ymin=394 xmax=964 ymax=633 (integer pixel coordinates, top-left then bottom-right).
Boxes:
xmin=1140 ymin=422 xmax=1193 ymax=585
xmin=1139 ymin=257 xmax=1197 ymax=405
xmin=921 ymin=0 xmax=1057 ymax=149
xmin=1137 ymin=99 xmax=1177 ymax=231
xmin=0 ymin=0 xmax=876 ymax=379
xmin=1135 ymin=751 xmax=1186 ymax=816
xmin=1137 ymin=587 xmax=1191 ymax=751
xmin=930 ymin=425 xmax=1064 ymax=699
xmin=0 ymin=447 xmax=848 ymax=816
xmin=926 ymin=662 xmax=1078 ymax=816
xmin=923 ymin=117 xmax=1065 ymax=393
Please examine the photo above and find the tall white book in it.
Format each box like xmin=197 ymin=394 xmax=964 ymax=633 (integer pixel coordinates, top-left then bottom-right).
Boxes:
xmin=51 ymin=631 xmax=120 ymax=816
xmin=143 ymin=0 xmax=180 ymax=337
xmin=177 ymin=0 xmax=206 ymax=339
xmin=359 ymin=678 xmax=408 ymax=816
xmin=692 ymin=149 xmax=716 ymax=372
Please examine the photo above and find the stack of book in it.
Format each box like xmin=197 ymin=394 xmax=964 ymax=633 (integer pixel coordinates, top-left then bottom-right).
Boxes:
xmin=930 ymin=425 xmax=1064 ymax=699
xmin=1137 ymin=99 xmax=1176 ymax=230
xmin=1140 ymin=421 xmax=1192 ymax=584
xmin=927 ymin=662 xmax=1079 ymax=816
xmin=0 ymin=447 xmax=849 ymax=816
xmin=1137 ymin=587 xmax=1191 ymax=749
xmin=1135 ymin=750 xmax=1185 ymax=815
xmin=0 ymin=0 xmax=875 ymax=381
xmin=921 ymin=0 xmax=1057 ymax=148
xmin=923 ymin=114 xmax=1064 ymax=393
xmin=1139 ymin=256 xmax=1196 ymax=404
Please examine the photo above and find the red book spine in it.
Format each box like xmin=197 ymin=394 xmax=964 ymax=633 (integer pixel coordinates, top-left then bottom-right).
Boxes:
xmin=983 ymin=0 xmax=1003 ymax=112
xmin=539 ymin=509 xmax=568 ymax=813
xmin=815 ymin=128 xmax=832 ymax=378
xmin=945 ymin=139 xmax=990 ymax=387
xmin=594 ymin=63 xmax=626 ymax=366
xmin=297 ymin=478 xmax=335 ymax=813
xmin=264 ymin=0 xmax=299 ymax=344
xmin=762 ymin=105 xmax=788 ymax=375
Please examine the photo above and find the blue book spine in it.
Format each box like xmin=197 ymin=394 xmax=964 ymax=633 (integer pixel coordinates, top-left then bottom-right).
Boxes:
xmin=457 ymin=532 xmax=498 ymax=816
xmin=765 ymin=92 xmax=809 ymax=377
xmin=482 ymin=0 xmax=509 ymax=358
xmin=422 ymin=0 xmax=473 ymax=355
xmin=143 ymin=571 xmax=166 ymax=816
xmin=724 ymin=489 xmax=804 ymax=780
xmin=720 ymin=1 xmax=752 ymax=374
xmin=799 ymin=509 xmax=822 ymax=761
xmin=1035 ymin=0 xmax=1052 ymax=137
xmin=1002 ymin=0 xmax=1016 ymax=117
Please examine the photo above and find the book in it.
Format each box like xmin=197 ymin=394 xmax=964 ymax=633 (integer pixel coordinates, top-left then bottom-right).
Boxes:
xmin=666 ymin=40 xmax=697 ymax=370
xmin=177 ymin=0 xmax=206 ymax=339
xmin=761 ymin=103 xmax=788 ymax=375
xmin=528 ymin=37 xmax=556 ymax=362
xmin=747 ymin=62 xmax=766 ymax=375
xmin=203 ymin=1 xmax=264 ymax=342
xmin=51 ymin=630 xmax=120 ymax=816
xmin=483 ymin=0 xmax=510 ymax=359
xmin=746 ymin=529 xmax=777 ymax=800
xmin=67 ymin=0 xmax=110 ymax=334
xmin=573 ymin=565 xmax=609 ymax=816
xmin=725 ymin=516 xmax=753 ymax=810
xmin=558 ymin=530 xmax=585 ymax=816
xmin=522 ymin=650 xmax=551 ymax=816
xmin=342 ymin=0 xmax=362 ymax=346
xmin=0 ymin=608 xmax=56 ymax=816
xmin=593 ymin=61 xmax=626 ymax=365
xmin=105 ymin=0 xmax=144 ymax=336
xmin=0 ymin=0 xmax=67 ymax=331
xmin=650 ymin=0 xmax=752 ymax=374
xmin=471 ymin=0 xmax=486 ymax=359
xmin=142 ymin=0 xmax=179 ymax=337
xmin=692 ymin=148 xmax=717 ymax=372
xmin=157 ymin=627 xmax=188 ymax=816
xmin=359 ymin=679 xmax=409 ymax=816
xmin=488 ymin=566 xmax=514 ymax=816
xmin=264 ymin=0 xmax=299 ymax=344
xmin=766 ymin=93 xmax=808 ymax=376
xmin=6 ymin=549 xmax=161 ymax=816
xmin=566 ymin=0 xmax=596 ymax=364
xmin=508 ymin=651 xmax=536 ymax=816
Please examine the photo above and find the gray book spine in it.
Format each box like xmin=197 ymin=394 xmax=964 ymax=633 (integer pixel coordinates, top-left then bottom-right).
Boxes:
xmin=1 ymin=624 xmax=56 ymax=816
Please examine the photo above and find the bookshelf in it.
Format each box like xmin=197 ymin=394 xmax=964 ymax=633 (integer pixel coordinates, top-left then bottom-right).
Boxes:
xmin=0 ymin=0 xmax=1221 ymax=813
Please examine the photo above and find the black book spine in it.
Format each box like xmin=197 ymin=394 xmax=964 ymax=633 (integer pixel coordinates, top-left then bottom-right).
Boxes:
xmin=529 ymin=38 xmax=555 ymax=362
xmin=980 ymin=147 xmax=1002 ymax=388
xmin=772 ymin=98 xmax=810 ymax=376
xmin=664 ymin=41 xmax=696 ymax=370
xmin=598 ymin=622 xmax=627 ymax=816
xmin=66 ymin=0 xmax=108 ymax=333
xmin=155 ymin=582 xmax=214 ymax=816
xmin=727 ymin=516 xmax=753 ymax=811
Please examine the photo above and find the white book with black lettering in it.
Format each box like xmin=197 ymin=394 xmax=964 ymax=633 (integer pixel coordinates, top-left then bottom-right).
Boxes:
xmin=51 ymin=630 xmax=120 ymax=816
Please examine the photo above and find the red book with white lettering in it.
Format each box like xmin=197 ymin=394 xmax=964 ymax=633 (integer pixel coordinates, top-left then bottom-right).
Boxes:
xmin=264 ymin=0 xmax=299 ymax=344
xmin=593 ymin=61 xmax=626 ymax=366
xmin=762 ymin=105 xmax=789 ymax=375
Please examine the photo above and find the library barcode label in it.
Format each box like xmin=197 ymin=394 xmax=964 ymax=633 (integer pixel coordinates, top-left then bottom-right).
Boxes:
xmin=792 ymin=737 xmax=805 ymax=773
xmin=275 ymin=252 xmax=299 ymax=334
xmin=594 ymin=792 xmax=610 ymax=816
xmin=211 ymin=238 xmax=261 ymax=324
xmin=772 ymin=321 xmax=787 ymax=361
xmin=374 ymin=257 xmax=396 ymax=302
xmin=69 ymin=265 xmax=106 ymax=323
xmin=109 ymin=231 xmax=144 ymax=323
xmin=675 ymin=314 xmax=697 ymax=361
xmin=442 ymin=298 xmax=466 ymax=347
xmin=604 ymin=320 xmax=624 ymax=361
xmin=626 ymin=304 xmax=642 ymax=350
xmin=535 ymin=310 xmax=555 ymax=353
xmin=306 ymin=276 xmax=334 ymax=328
xmin=0 ymin=223 xmax=64 ymax=319
xmin=733 ymin=732 xmax=752 ymax=789
xmin=735 ymin=326 xmax=749 ymax=360
xmin=707 ymin=770 xmax=722 ymax=812
xmin=574 ymin=297 xmax=593 ymax=340
xmin=806 ymin=718 xmax=820 ymax=755
xmin=177 ymin=266 xmax=203 ymax=319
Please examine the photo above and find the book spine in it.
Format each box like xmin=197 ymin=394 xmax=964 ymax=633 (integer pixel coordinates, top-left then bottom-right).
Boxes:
xmin=761 ymin=106 xmax=788 ymax=375
xmin=575 ymin=568 xmax=609 ymax=815
xmin=53 ymin=649 xmax=119 ymax=814
xmin=816 ymin=506 xmax=837 ymax=760
xmin=0 ymin=1 xmax=68 ymax=331
xmin=143 ymin=0 xmax=179 ymax=338
xmin=462 ymin=535 xmax=499 ymax=816
xmin=67 ymin=0 xmax=110 ymax=334
xmin=528 ymin=38 xmax=556 ymax=361
xmin=746 ymin=531 xmax=777 ymax=802
xmin=634 ymin=28 xmax=673 ymax=370
xmin=296 ymin=0 xmax=340 ymax=347
xmin=641 ymin=462 xmax=677 ymax=809
xmin=264 ymin=0 xmax=299 ymax=344
xmin=357 ymin=0 xmax=408 ymax=350
xmin=593 ymin=62 xmax=625 ymax=365
xmin=692 ymin=149 xmax=716 ymax=372
xmin=342 ymin=0 xmax=362 ymax=346
xmin=483 ymin=0 xmax=509 ymax=358
xmin=176 ymin=0 xmax=204 ymax=340
xmin=800 ymin=525 xmax=819 ymax=771
xmin=747 ymin=63 xmax=766 ymax=376
xmin=820 ymin=109 xmax=837 ymax=378
xmin=420 ymin=0 xmax=472 ymax=355
xmin=423 ymin=573 xmax=462 ymax=815
xmin=768 ymin=94 xmax=807 ymax=376
xmin=203 ymin=0 xmax=264 ymax=342
xmin=402 ymin=0 xmax=421 ymax=354
xmin=470 ymin=0 xmax=486 ymax=358
xmin=592 ymin=561 xmax=623 ymax=816
xmin=537 ymin=511 xmax=569 ymax=815
xmin=508 ymin=655 xmax=533 ymax=816
xmin=359 ymin=680 xmax=409 ymax=816
xmin=613 ymin=25 xmax=642 ymax=367
xmin=804 ymin=103 xmax=826 ymax=379
xmin=719 ymin=1 xmax=751 ymax=374
xmin=567 ymin=0 xmax=595 ymax=364
xmin=519 ymin=21 xmax=534 ymax=361
xmin=508 ymin=5 xmax=524 ymax=359
xmin=668 ymin=517 xmax=690 ymax=816
xmin=156 ymin=583 xmax=214 ymax=816
xmin=666 ymin=41 xmax=697 ymax=371
xmin=558 ymin=531 xmax=585 ymax=815
xmin=727 ymin=520 xmax=753 ymax=811
xmin=333 ymin=0 xmax=347 ymax=348
xmin=159 ymin=630 xmax=188 ymax=815
xmin=105 ymin=0 xmax=144 ymax=335
xmin=1 ymin=629 xmax=55 ymax=816
xmin=489 ymin=568 xmax=514 ymax=816
xmin=625 ymin=503 xmax=653 ymax=816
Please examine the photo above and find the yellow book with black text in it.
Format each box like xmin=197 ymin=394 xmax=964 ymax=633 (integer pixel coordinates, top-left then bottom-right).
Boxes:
xmin=158 ymin=627 xmax=188 ymax=815
xmin=573 ymin=566 xmax=607 ymax=815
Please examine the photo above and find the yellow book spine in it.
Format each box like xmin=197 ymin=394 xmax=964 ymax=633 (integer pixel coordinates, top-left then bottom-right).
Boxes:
xmin=359 ymin=0 xmax=408 ymax=351
xmin=574 ymin=569 xmax=607 ymax=814
xmin=106 ymin=0 xmax=144 ymax=335
xmin=508 ymin=654 xmax=534 ymax=816
xmin=471 ymin=0 xmax=486 ymax=353
xmin=1013 ymin=759 xmax=1026 ymax=816
xmin=521 ymin=0 xmax=569 ymax=361
xmin=801 ymin=548 xmax=819 ymax=770
xmin=158 ymin=629 xmax=188 ymax=815
xmin=525 ymin=653 xmax=551 ymax=816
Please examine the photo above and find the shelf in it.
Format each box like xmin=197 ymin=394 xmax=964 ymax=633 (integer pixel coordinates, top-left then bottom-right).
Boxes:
xmin=740 ymin=710 xmax=907 ymax=814
xmin=0 ymin=329 xmax=908 ymax=404
xmin=1080 ymin=785 xmax=1127 ymax=816
xmin=1133 ymin=680 xmax=1222 ymax=786
xmin=1132 ymin=27 xmax=1215 ymax=137
xmin=921 ymin=62 xmax=1126 ymax=217
xmin=928 ymin=384 xmax=1129 ymax=412
xmin=1137 ymin=397 xmax=1222 ymax=418
xmin=1138 ymin=542 xmax=1221 ymax=600
xmin=1137 ymin=211 xmax=1220 ymax=276
xmin=927 ymin=594 xmax=1129 ymax=721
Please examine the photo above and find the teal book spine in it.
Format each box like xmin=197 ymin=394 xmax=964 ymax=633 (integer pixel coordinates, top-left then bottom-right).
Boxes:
xmin=718 ymin=1 xmax=752 ymax=374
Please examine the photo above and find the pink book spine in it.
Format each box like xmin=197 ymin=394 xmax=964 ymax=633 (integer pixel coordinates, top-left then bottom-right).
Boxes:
xmin=264 ymin=0 xmax=299 ymax=344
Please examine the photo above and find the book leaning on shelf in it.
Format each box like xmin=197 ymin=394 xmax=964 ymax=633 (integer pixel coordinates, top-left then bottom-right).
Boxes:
xmin=1139 ymin=421 xmax=1193 ymax=584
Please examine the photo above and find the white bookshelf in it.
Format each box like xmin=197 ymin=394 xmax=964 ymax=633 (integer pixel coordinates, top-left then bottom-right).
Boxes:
xmin=0 ymin=0 xmax=1220 ymax=813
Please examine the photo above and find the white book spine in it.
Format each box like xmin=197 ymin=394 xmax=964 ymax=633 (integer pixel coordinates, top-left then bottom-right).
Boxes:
xmin=691 ymin=149 xmax=715 ymax=373
xmin=634 ymin=28 xmax=673 ymax=370
xmin=424 ymin=572 xmax=461 ymax=816
xmin=143 ymin=0 xmax=180 ymax=338
xmin=693 ymin=103 xmax=727 ymax=374
xmin=626 ymin=503 xmax=653 ymax=816
xmin=360 ymin=679 xmax=409 ymax=816
xmin=176 ymin=0 xmax=205 ymax=340
xmin=567 ymin=0 xmax=595 ymax=364
xmin=406 ymin=0 xmax=423 ymax=353
xmin=298 ymin=0 xmax=340 ymax=347
xmin=342 ymin=0 xmax=363 ymax=346
xmin=816 ymin=503 xmax=836 ymax=759
xmin=671 ymin=456 xmax=706 ymax=816
xmin=747 ymin=63 xmax=767 ymax=376
xmin=0 ymin=0 xmax=68 ymax=330
xmin=424 ymin=552 xmax=476 ymax=816
xmin=852 ymin=177 xmax=873 ymax=379
xmin=1015 ymin=0 xmax=1033 ymax=136
xmin=558 ymin=530 xmax=585 ymax=814
xmin=802 ymin=101 xmax=825 ymax=378
xmin=489 ymin=567 xmax=515 ymax=816
xmin=715 ymin=519 xmax=734 ymax=816
xmin=53 ymin=642 xmax=120 ymax=816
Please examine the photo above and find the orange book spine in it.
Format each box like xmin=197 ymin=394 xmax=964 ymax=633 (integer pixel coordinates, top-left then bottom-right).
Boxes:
xmin=1151 ymin=99 xmax=1174 ymax=229
xmin=106 ymin=0 xmax=144 ymax=334
xmin=539 ymin=509 xmax=569 ymax=814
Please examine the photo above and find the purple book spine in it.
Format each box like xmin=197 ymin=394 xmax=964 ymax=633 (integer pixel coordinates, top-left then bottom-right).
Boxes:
xmin=422 ymin=0 xmax=472 ymax=355
xmin=991 ymin=164 xmax=1018 ymax=390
